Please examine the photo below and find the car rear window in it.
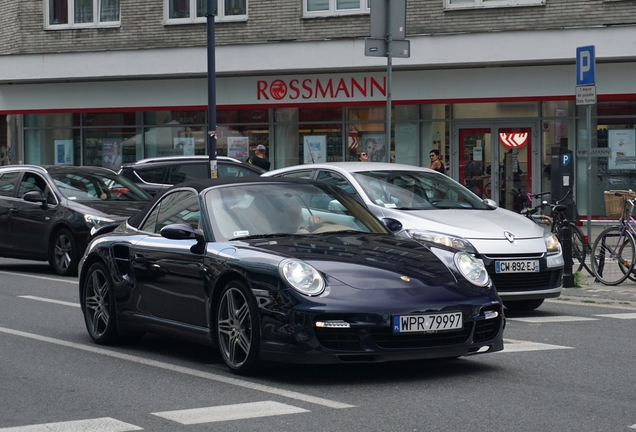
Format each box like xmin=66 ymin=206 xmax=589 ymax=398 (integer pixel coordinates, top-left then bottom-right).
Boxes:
xmin=136 ymin=167 xmax=168 ymax=184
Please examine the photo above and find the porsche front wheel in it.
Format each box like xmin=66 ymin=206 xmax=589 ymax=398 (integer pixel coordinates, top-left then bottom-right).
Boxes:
xmin=216 ymin=280 xmax=261 ymax=375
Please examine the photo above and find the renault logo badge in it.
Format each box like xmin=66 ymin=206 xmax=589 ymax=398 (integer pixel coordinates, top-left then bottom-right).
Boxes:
xmin=504 ymin=231 xmax=516 ymax=243
xmin=400 ymin=276 xmax=411 ymax=282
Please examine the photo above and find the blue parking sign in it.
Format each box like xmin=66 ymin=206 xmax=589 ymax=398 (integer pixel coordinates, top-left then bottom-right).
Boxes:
xmin=576 ymin=46 xmax=595 ymax=86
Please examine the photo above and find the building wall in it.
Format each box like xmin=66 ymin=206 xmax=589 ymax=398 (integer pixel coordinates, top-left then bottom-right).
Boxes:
xmin=2 ymin=0 xmax=635 ymax=56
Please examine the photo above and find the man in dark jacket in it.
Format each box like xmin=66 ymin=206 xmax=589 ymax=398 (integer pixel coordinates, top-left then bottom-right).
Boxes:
xmin=248 ymin=144 xmax=271 ymax=171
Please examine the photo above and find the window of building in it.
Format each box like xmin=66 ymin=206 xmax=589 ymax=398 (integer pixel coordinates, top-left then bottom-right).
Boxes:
xmin=164 ymin=0 xmax=247 ymax=24
xmin=46 ymin=0 xmax=120 ymax=28
xmin=304 ymin=0 xmax=370 ymax=18
xmin=444 ymin=0 xmax=545 ymax=10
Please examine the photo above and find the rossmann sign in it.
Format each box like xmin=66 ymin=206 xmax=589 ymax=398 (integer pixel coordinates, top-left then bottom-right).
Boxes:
xmin=256 ymin=76 xmax=387 ymax=102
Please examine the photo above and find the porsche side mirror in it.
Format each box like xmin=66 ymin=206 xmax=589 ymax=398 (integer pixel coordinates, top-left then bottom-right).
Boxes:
xmin=160 ymin=223 xmax=205 ymax=242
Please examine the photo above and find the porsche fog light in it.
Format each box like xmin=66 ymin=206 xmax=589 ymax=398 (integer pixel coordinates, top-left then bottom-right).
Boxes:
xmin=484 ymin=311 xmax=499 ymax=320
xmin=315 ymin=320 xmax=350 ymax=328
xmin=279 ymin=259 xmax=325 ymax=296
xmin=454 ymin=252 xmax=490 ymax=287
xmin=544 ymin=232 xmax=561 ymax=256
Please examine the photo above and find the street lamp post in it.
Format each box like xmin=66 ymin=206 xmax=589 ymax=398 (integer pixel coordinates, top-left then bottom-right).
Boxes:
xmin=206 ymin=0 xmax=217 ymax=178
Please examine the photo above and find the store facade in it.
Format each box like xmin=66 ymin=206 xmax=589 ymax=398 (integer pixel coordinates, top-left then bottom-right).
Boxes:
xmin=2 ymin=27 xmax=636 ymax=219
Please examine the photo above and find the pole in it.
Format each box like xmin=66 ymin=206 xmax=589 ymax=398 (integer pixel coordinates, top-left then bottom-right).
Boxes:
xmin=586 ymin=104 xmax=592 ymax=243
xmin=206 ymin=0 xmax=218 ymax=178
xmin=385 ymin=0 xmax=392 ymax=148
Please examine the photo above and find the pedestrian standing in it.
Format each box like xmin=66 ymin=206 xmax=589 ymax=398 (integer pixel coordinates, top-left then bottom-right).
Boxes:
xmin=429 ymin=149 xmax=445 ymax=174
xmin=248 ymin=144 xmax=271 ymax=171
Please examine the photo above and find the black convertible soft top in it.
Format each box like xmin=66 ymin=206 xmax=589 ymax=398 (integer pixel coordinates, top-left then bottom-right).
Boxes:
xmin=126 ymin=176 xmax=324 ymax=229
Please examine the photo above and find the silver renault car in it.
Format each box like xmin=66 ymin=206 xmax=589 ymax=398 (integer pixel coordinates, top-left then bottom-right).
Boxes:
xmin=264 ymin=162 xmax=563 ymax=311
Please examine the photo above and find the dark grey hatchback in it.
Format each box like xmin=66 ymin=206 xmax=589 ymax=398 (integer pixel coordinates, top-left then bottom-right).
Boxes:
xmin=0 ymin=165 xmax=151 ymax=276
xmin=118 ymin=155 xmax=264 ymax=196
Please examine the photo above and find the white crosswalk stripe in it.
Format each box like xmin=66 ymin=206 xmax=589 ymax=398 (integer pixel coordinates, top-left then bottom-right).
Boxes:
xmin=501 ymin=339 xmax=573 ymax=353
xmin=507 ymin=316 xmax=598 ymax=323
xmin=594 ymin=313 xmax=636 ymax=319
xmin=152 ymin=401 xmax=309 ymax=425
xmin=0 ymin=417 xmax=142 ymax=432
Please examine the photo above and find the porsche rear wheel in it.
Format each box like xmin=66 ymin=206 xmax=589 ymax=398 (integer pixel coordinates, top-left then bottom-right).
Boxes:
xmin=216 ymin=280 xmax=261 ymax=375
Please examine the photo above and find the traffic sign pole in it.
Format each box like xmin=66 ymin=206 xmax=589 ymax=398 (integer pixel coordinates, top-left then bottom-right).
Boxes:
xmin=576 ymin=45 xmax=596 ymax=243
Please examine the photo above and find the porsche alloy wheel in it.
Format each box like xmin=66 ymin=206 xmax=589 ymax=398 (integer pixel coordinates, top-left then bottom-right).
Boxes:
xmin=216 ymin=281 xmax=261 ymax=375
xmin=83 ymin=262 xmax=120 ymax=344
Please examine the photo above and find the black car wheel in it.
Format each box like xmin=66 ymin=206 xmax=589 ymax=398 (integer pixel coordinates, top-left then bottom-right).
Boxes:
xmin=503 ymin=299 xmax=544 ymax=311
xmin=216 ymin=280 xmax=261 ymax=375
xmin=82 ymin=261 xmax=121 ymax=344
xmin=49 ymin=228 xmax=78 ymax=276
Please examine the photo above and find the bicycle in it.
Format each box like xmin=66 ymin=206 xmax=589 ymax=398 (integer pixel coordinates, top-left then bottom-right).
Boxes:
xmin=590 ymin=193 xmax=636 ymax=285
xmin=521 ymin=190 xmax=592 ymax=275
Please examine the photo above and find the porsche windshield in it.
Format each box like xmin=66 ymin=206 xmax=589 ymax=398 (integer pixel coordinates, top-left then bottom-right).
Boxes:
xmin=352 ymin=170 xmax=490 ymax=210
xmin=205 ymin=182 xmax=390 ymax=241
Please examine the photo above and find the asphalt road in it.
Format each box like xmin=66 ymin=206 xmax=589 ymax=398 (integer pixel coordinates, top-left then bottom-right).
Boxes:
xmin=1 ymin=258 xmax=635 ymax=432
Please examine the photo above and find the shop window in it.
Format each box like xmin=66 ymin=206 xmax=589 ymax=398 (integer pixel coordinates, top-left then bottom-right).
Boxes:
xmin=46 ymin=0 xmax=120 ymax=28
xmin=144 ymin=110 xmax=207 ymax=126
xmin=164 ymin=0 xmax=247 ymax=24
xmin=444 ymin=0 xmax=545 ymax=9
xmin=216 ymin=125 xmax=269 ymax=159
xmin=299 ymin=108 xmax=342 ymax=123
xmin=84 ymin=127 xmax=138 ymax=170
xmin=304 ymin=0 xmax=370 ymax=17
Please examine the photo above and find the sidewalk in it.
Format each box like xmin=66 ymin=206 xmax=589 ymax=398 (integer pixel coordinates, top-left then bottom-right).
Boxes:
xmin=556 ymin=268 xmax=636 ymax=307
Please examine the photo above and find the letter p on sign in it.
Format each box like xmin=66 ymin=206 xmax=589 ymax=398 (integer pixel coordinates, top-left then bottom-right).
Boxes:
xmin=576 ymin=46 xmax=595 ymax=86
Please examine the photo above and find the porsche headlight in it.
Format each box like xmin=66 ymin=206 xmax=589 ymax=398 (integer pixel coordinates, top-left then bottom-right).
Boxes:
xmin=544 ymin=232 xmax=561 ymax=256
xmin=454 ymin=252 xmax=490 ymax=287
xmin=406 ymin=230 xmax=477 ymax=254
xmin=279 ymin=259 xmax=325 ymax=296
xmin=84 ymin=214 xmax=116 ymax=229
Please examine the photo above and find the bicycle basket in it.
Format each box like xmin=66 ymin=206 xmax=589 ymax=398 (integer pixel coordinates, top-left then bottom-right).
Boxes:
xmin=604 ymin=190 xmax=636 ymax=218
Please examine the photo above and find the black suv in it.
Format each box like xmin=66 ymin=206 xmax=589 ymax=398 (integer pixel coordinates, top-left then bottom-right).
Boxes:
xmin=118 ymin=155 xmax=264 ymax=196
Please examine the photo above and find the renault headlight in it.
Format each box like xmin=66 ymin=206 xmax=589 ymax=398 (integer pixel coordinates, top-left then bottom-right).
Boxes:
xmin=406 ymin=230 xmax=477 ymax=254
xmin=279 ymin=259 xmax=325 ymax=296
xmin=84 ymin=214 xmax=116 ymax=229
xmin=454 ymin=252 xmax=490 ymax=287
xmin=544 ymin=232 xmax=561 ymax=256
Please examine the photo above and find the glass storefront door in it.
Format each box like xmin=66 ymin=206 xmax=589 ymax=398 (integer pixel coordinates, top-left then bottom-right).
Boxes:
xmin=456 ymin=123 xmax=536 ymax=213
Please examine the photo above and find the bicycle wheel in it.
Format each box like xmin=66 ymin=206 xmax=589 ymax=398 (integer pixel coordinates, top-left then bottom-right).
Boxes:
xmin=590 ymin=226 xmax=636 ymax=285
xmin=569 ymin=223 xmax=592 ymax=275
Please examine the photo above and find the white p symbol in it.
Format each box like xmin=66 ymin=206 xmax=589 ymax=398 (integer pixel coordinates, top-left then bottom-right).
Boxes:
xmin=579 ymin=50 xmax=590 ymax=82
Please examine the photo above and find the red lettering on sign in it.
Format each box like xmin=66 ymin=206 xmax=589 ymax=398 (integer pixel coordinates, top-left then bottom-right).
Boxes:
xmin=316 ymin=79 xmax=334 ymax=98
xmin=351 ymin=77 xmax=367 ymax=97
xmin=301 ymin=79 xmax=313 ymax=99
xmin=334 ymin=78 xmax=351 ymax=98
xmin=289 ymin=79 xmax=300 ymax=99
xmin=257 ymin=81 xmax=269 ymax=100
xmin=370 ymin=77 xmax=386 ymax=97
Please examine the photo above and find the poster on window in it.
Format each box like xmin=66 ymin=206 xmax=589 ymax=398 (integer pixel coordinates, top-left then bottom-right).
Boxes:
xmin=102 ymin=140 xmax=122 ymax=171
xmin=361 ymin=133 xmax=388 ymax=162
xmin=54 ymin=139 xmax=73 ymax=165
xmin=608 ymin=129 xmax=636 ymax=171
xmin=303 ymin=135 xmax=326 ymax=164
xmin=228 ymin=136 xmax=249 ymax=159
xmin=174 ymin=137 xmax=195 ymax=156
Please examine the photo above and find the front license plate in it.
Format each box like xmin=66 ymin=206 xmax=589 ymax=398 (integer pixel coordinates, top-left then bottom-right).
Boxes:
xmin=495 ymin=260 xmax=540 ymax=273
xmin=393 ymin=312 xmax=463 ymax=334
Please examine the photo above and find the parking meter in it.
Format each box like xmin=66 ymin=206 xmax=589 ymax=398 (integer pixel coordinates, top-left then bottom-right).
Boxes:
xmin=550 ymin=146 xmax=575 ymax=218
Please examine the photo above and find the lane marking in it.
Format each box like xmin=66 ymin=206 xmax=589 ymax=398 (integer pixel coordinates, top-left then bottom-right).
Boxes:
xmin=507 ymin=316 xmax=598 ymax=323
xmin=594 ymin=313 xmax=636 ymax=319
xmin=501 ymin=339 xmax=573 ymax=353
xmin=18 ymin=295 xmax=80 ymax=308
xmin=0 ymin=326 xmax=355 ymax=409
xmin=629 ymin=423 xmax=636 ymax=429
xmin=152 ymin=401 xmax=309 ymax=425
xmin=0 ymin=417 xmax=142 ymax=432
xmin=0 ymin=271 xmax=77 ymax=285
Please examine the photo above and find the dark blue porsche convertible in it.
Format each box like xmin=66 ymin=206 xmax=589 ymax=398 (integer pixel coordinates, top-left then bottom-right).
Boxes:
xmin=78 ymin=177 xmax=505 ymax=374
